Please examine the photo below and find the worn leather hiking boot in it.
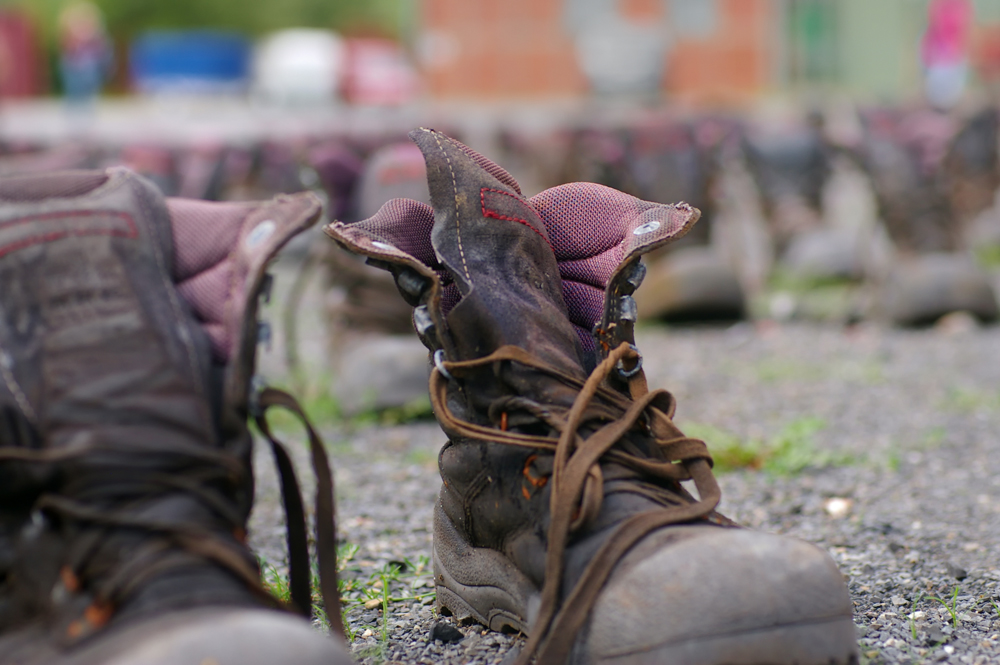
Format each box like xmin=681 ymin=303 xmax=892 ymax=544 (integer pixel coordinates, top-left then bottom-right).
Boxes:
xmin=0 ymin=168 xmax=350 ymax=664
xmin=327 ymin=129 xmax=858 ymax=665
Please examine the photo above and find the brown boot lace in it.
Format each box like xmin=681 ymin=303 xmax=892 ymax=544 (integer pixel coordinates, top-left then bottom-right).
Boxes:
xmin=0 ymin=387 xmax=343 ymax=643
xmin=430 ymin=342 xmax=722 ymax=664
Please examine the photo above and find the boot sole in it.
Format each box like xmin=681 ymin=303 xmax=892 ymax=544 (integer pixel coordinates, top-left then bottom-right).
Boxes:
xmin=433 ymin=503 xmax=535 ymax=634
xmin=434 ymin=504 xmax=859 ymax=665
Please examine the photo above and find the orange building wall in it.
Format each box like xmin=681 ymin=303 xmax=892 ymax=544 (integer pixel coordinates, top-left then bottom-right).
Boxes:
xmin=666 ymin=0 xmax=776 ymax=105
xmin=420 ymin=0 xmax=587 ymax=99
xmin=419 ymin=0 xmax=775 ymax=104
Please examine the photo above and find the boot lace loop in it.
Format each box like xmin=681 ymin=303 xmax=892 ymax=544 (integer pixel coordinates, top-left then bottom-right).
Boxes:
xmin=429 ymin=342 xmax=721 ymax=664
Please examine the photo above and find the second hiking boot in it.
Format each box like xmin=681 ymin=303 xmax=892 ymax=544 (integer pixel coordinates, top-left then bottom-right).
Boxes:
xmin=326 ymin=129 xmax=858 ymax=665
xmin=0 ymin=169 xmax=350 ymax=665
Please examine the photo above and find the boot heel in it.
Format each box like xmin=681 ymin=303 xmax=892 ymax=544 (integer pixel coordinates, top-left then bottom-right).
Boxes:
xmin=433 ymin=503 xmax=535 ymax=635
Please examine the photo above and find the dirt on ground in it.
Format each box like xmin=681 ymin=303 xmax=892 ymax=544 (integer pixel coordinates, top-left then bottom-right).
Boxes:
xmin=243 ymin=256 xmax=1000 ymax=665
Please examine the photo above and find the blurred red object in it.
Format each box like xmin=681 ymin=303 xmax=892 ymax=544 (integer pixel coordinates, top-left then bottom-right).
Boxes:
xmin=0 ymin=9 xmax=47 ymax=97
xmin=342 ymin=38 xmax=419 ymax=105
xmin=975 ymin=24 xmax=1000 ymax=84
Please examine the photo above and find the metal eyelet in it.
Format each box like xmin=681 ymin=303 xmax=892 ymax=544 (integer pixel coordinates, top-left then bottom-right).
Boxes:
xmin=433 ymin=349 xmax=454 ymax=381
xmin=397 ymin=268 xmax=429 ymax=299
xmin=413 ymin=305 xmax=435 ymax=336
xmin=248 ymin=375 xmax=267 ymax=418
xmin=616 ymin=344 xmax=643 ymax=379
xmin=623 ymin=261 xmax=646 ymax=293
xmin=619 ymin=295 xmax=638 ymax=323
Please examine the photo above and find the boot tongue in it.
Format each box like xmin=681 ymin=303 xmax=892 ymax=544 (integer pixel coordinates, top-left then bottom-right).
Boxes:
xmin=409 ymin=128 xmax=586 ymax=379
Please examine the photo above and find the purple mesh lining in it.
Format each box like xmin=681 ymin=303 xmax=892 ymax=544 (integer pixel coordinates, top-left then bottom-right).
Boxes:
xmin=558 ymin=247 xmax=624 ymax=291
xmin=167 ymin=198 xmax=255 ymax=363
xmin=573 ymin=325 xmax=595 ymax=352
xmin=169 ymin=198 xmax=250 ymax=281
xmin=529 ymin=182 xmax=676 ymax=337
xmin=441 ymin=283 xmax=461 ymax=315
xmin=175 ymin=259 xmax=234 ymax=356
xmin=356 ymin=198 xmax=437 ymax=266
xmin=345 ymin=159 xmax=685 ymax=355
xmin=561 ymin=280 xmax=605 ymax=334
xmin=529 ymin=183 xmax=633 ymax=260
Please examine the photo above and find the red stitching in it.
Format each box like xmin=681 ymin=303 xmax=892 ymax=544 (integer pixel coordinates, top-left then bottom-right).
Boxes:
xmin=480 ymin=188 xmax=554 ymax=253
xmin=0 ymin=211 xmax=138 ymax=259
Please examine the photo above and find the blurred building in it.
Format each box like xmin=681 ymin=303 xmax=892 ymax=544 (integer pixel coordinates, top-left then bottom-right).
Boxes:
xmin=416 ymin=0 xmax=1000 ymax=104
xmin=417 ymin=0 xmax=774 ymax=103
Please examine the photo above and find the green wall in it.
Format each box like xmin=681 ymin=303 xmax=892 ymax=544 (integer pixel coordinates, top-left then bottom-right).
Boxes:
xmin=836 ymin=0 xmax=928 ymax=101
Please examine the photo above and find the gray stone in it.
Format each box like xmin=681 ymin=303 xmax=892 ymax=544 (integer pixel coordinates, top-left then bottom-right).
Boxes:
xmin=430 ymin=622 xmax=465 ymax=644
xmin=881 ymin=253 xmax=999 ymax=326
xmin=946 ymin=562 xmax=969 ymax=581
xmin=781 ymin=227 xmax=865 ymax=281
xmin=332 ymin=335 xmax=430 ymax=416
xmin=634 ymin=247 xmax=746 ymax=322
xmin=926 ymin=625 xmax=947 ymax=646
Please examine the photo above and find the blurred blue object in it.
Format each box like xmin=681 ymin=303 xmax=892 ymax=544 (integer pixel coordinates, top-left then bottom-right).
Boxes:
xmin=130 ymin=31 xmax=251 ymax=94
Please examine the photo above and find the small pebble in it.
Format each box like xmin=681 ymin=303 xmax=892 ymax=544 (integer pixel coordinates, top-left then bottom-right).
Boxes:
xmin=946 ymin=562 xmax=969 ymax=580
xmin=430 ymin=622 xmax=465 ymax=644
xmin=823 ymin=497 xmax=853 ymax=518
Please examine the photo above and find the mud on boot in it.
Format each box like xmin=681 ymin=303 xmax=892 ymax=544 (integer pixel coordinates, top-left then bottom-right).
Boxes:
xmin=0 ymin=169 xmax=351 ymax=665
xmin=326 ymin=129 xmax=859 ymax=665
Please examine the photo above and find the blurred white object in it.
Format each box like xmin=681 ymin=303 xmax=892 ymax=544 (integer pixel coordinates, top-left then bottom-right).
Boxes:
xmin=342 ymin=38 xmax=419 ymax=106
xmin=574 ymin=19 xmax=669 ymax=95
xmin=564 ymin=0 xmax=671 ymax=96
xmin=924 ymin=61 xmax=968 ymax=110
xmin=823 ymin=497 xmax=853 ymax=519
xmin=252 ymin=29 xmax=345 ymax=105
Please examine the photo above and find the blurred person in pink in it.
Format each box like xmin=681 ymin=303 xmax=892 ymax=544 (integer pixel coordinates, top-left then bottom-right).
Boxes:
xmin=922 ymin=0 xmax=973 ymax=109
xmin=57 ymin=1 xmax=112 ymax=107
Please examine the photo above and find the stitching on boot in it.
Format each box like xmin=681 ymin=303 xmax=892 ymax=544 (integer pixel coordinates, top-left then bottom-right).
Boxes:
xmin=480 ymin=188 xmax=555 ymax=254
xmin=0 ymin=345 xmax=36 ymax=424
xmin=428 ymin=130 xmax=471 ymax=282
xmin=219 ymin=205 xmax=252 ymax=364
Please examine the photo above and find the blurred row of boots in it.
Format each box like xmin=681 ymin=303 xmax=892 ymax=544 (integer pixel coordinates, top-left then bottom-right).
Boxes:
xmin=4 ymin=102 xmax=999 ymax=339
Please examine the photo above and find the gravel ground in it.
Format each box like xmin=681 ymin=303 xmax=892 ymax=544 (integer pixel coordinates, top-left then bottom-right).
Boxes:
xmin=247 ymin=256 xmax=1000 ymax=665
xmin=11 ymin=98 xmax=999 ymax=664
xmin=649 ymin=322 xmax=1000 ymax=665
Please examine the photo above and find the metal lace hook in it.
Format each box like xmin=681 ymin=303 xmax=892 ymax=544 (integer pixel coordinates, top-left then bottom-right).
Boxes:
xmin=615 ymin=344 xmax=643 ymax=379
xmin=433 ymin=349 xmax=454 ymax=381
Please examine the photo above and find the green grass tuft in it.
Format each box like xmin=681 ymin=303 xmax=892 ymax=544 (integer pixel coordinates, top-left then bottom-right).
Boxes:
xmin=942 ymin=386 xmax=1000 ymax=414
xmin=682 ymin=417 xmax=855 ymax=476
xmin=350 ymin=395 xmax=436 ymax=428
xmin=974 ymin=244 xmax=1000 ymax=269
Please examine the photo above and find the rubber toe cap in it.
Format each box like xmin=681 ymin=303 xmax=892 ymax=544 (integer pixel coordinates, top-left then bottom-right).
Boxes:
xmin=582 ymin=526 xmax=858 ymax=665
xmin=63 ymin=608 xmax=353 ymax=665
